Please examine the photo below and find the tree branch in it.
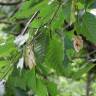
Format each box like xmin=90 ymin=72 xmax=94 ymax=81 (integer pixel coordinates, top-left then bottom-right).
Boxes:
xmin=0 ymin=16 xmax=7 ymax=20
xmin=86 ymin=71 xmax=94 ymax=96
xmin=21 ymin=10 xmax=40 ymax=35
xmin=0 ymin=0 xmax=22 ymax=6
xmin=0 ymin=21 xmax=13 ymax=25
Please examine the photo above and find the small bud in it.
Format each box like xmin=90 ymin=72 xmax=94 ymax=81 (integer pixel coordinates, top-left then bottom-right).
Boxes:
xmin=73 ymin=36 xmax=83 ymax=52
xmin=17 ymin=57 xmax=24 ymax=70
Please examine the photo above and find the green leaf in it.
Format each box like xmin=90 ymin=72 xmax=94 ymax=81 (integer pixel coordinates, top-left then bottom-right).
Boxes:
xmin=24 ymin=68 xmax=36 ymax=92
xmin=0 ymin=60 xmax=9 ymax=68
xmin=76 ymin=2 xmax=84 ymax=9
xmin=14 ymin=0 xmax=44 ymax=18
xmin=14 ymin=0 xmax=57 ymax=19
xmin=7 ymin=69 xmax=26 ymax=91
xmin=51 ymin=6 xmax=65 ymax=29
xmin=36 ymin=78 xmax=48 ymax=96
xmin=0 ymin=42 xmax=16 ymax=57
xmin=78 ymin=12 xmax=96 ymax=44
xmin=72 ymin=63 xmax=95 ymax=79
xmin=47 ymin=81 xmax=58 ymax=96
xmin=62 ymin=1 xmax=72 ymax=20
xmin=30 ymin=19 xmax=42 ymax=28
xmin=34 ymin=30 xmax=50 ymax=64
xmin=44 ymin=35 xmax=64 ymax=74
xmin=14 ymin=87 xmax=27 ymax=96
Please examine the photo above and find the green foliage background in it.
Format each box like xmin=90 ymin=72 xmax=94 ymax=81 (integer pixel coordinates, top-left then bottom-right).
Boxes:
xmin=0 ymin=0 xmax=96 ymax=96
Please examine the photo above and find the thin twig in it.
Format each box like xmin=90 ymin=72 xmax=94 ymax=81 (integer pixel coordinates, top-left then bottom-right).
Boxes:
xmin=0 ymin=64 xmax=13 ymax=80
xmin=32 ymin=4 xmax=62 ymax=41
xmin=30 ymin=2 xmax=66 ymax=43
xmin=88 ymin=50 xmax=96 ymax=56
xmin=86 ymin=73 xmax=90 ymax=96
xmin=86 ymin=71 xmax=94 ymax=96
xmin=49 ymin=4 xmax=61 ymax=24
xmin=0 ymin=16 xmax=6 ymax=20
xmin=21 ymin=10 xmax=40 ymax=35
xmin=0 ymin=0 xmax=22 ymax=6
xmin=0 ymin=21 xmax=13 ymax=25
xmin=71 ymin=49 xmax=96 ymax=60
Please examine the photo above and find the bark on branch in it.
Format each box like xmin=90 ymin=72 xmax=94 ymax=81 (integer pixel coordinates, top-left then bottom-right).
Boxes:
xmin=0 ymin=0 xmax=22 ymax=6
